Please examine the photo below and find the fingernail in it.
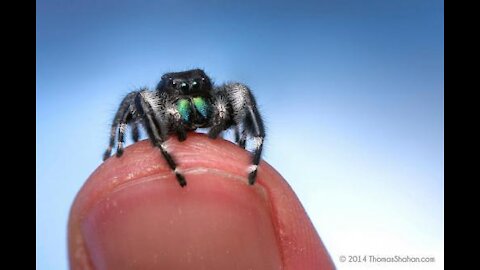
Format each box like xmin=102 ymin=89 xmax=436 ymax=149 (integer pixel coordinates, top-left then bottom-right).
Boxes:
xmin=80 ymin=172 xmax=282 ymax=270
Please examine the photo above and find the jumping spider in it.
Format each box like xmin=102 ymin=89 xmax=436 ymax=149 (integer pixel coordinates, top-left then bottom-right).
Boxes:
xmin=103 ymin=69 xmax=265 ymax=187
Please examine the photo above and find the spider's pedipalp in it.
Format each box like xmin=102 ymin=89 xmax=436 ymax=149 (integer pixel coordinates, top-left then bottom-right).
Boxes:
xmin=207 ymin=92 xmax=231 ymax=139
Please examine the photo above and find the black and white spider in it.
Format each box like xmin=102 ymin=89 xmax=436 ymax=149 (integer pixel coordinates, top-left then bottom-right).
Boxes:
xmin=103 ymin=69 xmax=265 ymax=187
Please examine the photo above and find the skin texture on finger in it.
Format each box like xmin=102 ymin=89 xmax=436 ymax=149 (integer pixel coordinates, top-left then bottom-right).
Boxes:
xmin=68 ymin=133 xmax=335 ymax=270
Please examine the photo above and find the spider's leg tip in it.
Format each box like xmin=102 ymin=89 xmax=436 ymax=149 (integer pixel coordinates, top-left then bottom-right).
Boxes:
xmin=102 ymin=151 xmax=111 ymax=161
xmin=247 ymin=170 xmax=257 ymax=185
xmin=238 ymin=140 xmax=246 ymax=148
xmin=115 ymin=148 xmax=124 ymax=157
xmin=207 ymin=132 xmax=217 ymax=139
xmin=176 ymin=172 xmax=187 ymax=187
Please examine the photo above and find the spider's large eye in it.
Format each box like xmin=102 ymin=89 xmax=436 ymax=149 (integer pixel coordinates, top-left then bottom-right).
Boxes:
xmin=180 ymin=82 xmax=189 ymax=91
xmin=191 ymin=81 xmax=199 ymax=90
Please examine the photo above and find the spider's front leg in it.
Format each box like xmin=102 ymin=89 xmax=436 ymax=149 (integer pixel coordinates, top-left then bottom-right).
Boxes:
xmin=134 ymin=91 xmax=187 ymax=187
xmin=221 ymin=83 xmax=266 ymax=185
xmin=103 ymin=92 xmax=138 ymax=161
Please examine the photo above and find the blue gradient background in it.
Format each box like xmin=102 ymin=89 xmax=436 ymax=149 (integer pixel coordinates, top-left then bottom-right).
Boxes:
xmin=37 ymin=0 xmax=444 ymax=269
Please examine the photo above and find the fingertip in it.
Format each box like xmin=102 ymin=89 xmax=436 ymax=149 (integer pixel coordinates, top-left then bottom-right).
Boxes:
xmin=68 ymin=133 xmax=334 ymax=269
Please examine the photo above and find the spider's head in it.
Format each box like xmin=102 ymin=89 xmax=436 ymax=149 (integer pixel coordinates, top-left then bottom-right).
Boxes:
xmin=157 ymin=69 xmax=213 ymax=96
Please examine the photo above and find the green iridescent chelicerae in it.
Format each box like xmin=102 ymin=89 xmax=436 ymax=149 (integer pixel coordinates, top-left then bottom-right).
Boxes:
xmin=176 ymin=97 xmax=210 ymax=123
